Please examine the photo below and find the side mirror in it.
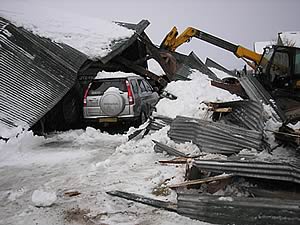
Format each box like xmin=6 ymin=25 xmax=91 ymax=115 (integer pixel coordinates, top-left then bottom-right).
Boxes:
xmin=153 ymin=87 xmax=159 ymax=92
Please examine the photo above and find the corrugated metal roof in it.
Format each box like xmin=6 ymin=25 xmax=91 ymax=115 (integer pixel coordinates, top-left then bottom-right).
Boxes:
xmin=0 ymin=16 xmax=88 ymax=134
xmin=205 ymin=57 xmax=236 ymax=77
xmin=172 ymin=52 xmax=219 ymax=81
xmin=239 ymin=74 xmax=286 ymax=122
xmin=102 ymin=20 xmax=150 ymax=64
xmin=192 ymin=159 xmax=300 ymax=184
xmin=153 ymin=140 xmax=187 ymax=157
xmin=211 ymin=100 xmax=266 ymax=132
xmin=168 ymin=116 xmax=264 ymax=154
xmin=177 ymin=192 xmax=300 ymax=225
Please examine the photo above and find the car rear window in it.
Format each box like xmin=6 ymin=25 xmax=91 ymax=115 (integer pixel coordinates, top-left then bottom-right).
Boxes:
xmin=88 ymin=79 xmax=127 ymax=96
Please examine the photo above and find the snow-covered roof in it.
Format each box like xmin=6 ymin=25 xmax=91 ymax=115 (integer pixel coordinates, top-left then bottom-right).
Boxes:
xmin=94 ymin=71 xmax=140 ymax=80
xmin=278 ymin=31 xmax=300 ymax=48
xmin=254 ymin=41 xmax=275 ymax=54
xmin=0 ymin=1 xmax=135 ymax=60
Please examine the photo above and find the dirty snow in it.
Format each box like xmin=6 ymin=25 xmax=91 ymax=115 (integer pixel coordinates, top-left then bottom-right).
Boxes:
xmin=0 ymin=0 xmax=134 ymax=59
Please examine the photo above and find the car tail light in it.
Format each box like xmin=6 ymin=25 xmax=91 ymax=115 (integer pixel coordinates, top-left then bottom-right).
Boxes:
xmin=83 ymin=83 xmax=91 ymax=107
xmin=126 ymin=80 xmax=134 ymax=105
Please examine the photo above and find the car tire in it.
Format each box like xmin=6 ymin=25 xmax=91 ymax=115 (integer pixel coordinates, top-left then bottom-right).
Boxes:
xmin=140 ymin=111 xmax=147 ymax=124
xmin=134 ymin=111 xmax=147 ymax=128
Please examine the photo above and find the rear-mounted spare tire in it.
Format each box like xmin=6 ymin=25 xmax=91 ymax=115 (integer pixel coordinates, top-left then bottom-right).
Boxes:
xmin=100 ymin=91 xmax=125 ymax=116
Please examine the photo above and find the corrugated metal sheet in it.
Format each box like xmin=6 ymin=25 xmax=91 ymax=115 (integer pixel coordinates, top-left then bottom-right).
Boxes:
xmin=147 ymin=115 xmax=173 ymax=131
xmin=177 ymin=192 xmax=300 ymax=225
xmin=102 ymin=20 xmax=150 ymax=64
xmin=0 ymin=16 xmax=88 ymax=133
xmin=205 ymin=57 xmax=236 ymax=77
xmin=192 ymin=159 xmax=300 ymax=184
xmin=239 ymin=74 xmax=286 ymax=122
xmin=212 ymin=100 xmax=265 ymax=132
xmin=172 ymin=52 xmax=219 ymax=81
xmin=168 ymin=116 xmax=264 ymax=154
xmin=153 ymin=140 xmax=187 ymax=157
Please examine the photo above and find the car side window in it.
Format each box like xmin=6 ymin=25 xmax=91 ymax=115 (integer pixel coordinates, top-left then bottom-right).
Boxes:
xmin=130 ymin=79 xmax=139 ymax=94
xmin=138 ymin=79 xmax=147 ymax=93
xmin=143 ymin=80 xmax=153 ymax=92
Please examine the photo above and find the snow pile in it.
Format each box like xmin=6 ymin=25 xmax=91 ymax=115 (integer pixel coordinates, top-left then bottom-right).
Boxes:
xmin=0 ymin=125 xmax=27 ymax=140
xmin=32 ymin=190 xmax=57 ymax=207
xmin=0 ymin=0 xmax=134 ymax=59
xmin=155 ymin=71 xmax=241 ymax=118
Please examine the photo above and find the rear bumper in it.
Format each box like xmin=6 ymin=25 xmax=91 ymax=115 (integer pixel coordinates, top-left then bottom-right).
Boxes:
xmin=83 ymin=115 xmax=138 ymax=124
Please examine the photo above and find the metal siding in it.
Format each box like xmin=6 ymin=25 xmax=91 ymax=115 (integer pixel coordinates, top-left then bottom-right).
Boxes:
xmin=0 ymin=16 xmax=88 ymax=133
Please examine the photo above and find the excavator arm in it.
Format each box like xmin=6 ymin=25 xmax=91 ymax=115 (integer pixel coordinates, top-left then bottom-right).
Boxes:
xmin=160 ymin=27 xmax=263 ymax=67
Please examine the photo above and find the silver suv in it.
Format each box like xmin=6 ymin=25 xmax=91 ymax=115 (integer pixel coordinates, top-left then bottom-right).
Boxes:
xmin=83 ymin=72 xmax=159 ymax=126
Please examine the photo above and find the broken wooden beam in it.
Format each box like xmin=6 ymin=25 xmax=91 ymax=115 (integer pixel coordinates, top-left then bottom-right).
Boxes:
xmin=115 ymin=56 xmax=168 ymax=88
xmin=168 ymin=174 xmax=233 ymax=188
xmin=158 ymin=157 xmax=190 ymax=164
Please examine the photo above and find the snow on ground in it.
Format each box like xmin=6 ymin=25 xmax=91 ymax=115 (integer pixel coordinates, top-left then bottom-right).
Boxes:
xmin=1 ymin=66 xmax=297 ymax=224
xmin=0 ymin=0 xmax=134 ymax=59
xmin=1 ymin=69 xmax=236 ymax=225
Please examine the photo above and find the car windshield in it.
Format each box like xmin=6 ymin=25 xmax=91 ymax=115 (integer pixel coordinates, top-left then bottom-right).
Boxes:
xmin=88 ymin=79 xmax=127 ymax=96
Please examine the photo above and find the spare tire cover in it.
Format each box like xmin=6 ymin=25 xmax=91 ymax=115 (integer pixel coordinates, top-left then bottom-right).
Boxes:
xmin=100 ymin=92 xmax=125 ymax=116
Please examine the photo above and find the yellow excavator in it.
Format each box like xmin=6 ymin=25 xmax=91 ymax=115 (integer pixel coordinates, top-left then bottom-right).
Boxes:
xmin=160 ymin=26 xmax=263 ymax=69
xmin=160 ymin=26 xmax=300 ymax=121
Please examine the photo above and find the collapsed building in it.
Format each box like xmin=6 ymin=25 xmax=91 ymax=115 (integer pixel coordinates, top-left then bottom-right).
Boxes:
xmin=1 ymin=10 xmax=300 ymax=225
xmin=0 ymin=13 xmax=218 ymax=139
xmin=0 ymin=15 xmax=153 ymax=138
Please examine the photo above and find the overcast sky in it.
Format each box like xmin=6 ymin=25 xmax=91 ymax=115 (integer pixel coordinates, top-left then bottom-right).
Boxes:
xmin=3 ymin=0 xmax=300 ymax=69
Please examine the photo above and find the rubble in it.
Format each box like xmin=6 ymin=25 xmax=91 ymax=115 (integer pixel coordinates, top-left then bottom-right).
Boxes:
xmin=177 ymin=193 xmax=300 ymax=225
